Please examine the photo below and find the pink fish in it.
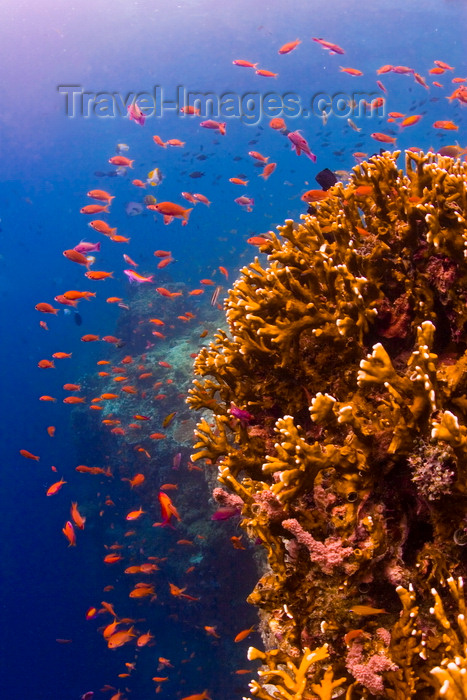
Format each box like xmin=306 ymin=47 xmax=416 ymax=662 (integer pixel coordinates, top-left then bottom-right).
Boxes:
xmin=73 ymin=240 xmax=101 ymax=254
xmin=234 ymin=196 xmax=255 ymax=212
xmin=200 ymin=119 xmax=226 ymax=135
xmin=124 ymin=269 xmax=154 ymax=284
xmin=211 ymin=506 xmax=241 ymax=521
xmin=287 ymin=130 xmax=317 ymax=162
xmin=127 ymin=101 xmax=146 ymax=126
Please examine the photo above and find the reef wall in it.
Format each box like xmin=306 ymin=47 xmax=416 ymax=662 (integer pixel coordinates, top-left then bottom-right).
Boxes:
xmin=188 ymin=151 xmax=467 ymax=698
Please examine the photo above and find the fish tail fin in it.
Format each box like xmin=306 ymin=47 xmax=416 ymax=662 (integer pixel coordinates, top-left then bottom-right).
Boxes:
xmin=183 ymin=208 xmax=193 ymax=221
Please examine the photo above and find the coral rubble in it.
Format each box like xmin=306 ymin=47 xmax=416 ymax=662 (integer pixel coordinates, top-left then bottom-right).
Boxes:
xmin=188 ymin=151 xmax=467 ymax=698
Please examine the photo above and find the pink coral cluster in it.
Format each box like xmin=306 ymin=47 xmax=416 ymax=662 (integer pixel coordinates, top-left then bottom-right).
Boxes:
xmin=282 ymin=518 xmax=353 ymax=575
xmin=345 ymin=641 xmax=398 ymax=695
xmin=252 ymin=489 xmax=285 ymax=521
xmin=212 ymin=487 xmax=244 ymax=508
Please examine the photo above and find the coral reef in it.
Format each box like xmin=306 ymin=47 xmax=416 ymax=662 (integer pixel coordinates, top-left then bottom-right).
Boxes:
xmin=188 ymin=151 xmax=467 ymax=697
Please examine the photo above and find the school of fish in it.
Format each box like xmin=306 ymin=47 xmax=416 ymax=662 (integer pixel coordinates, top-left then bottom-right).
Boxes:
xmin=27 ymin=33 xmax=466 ymax=700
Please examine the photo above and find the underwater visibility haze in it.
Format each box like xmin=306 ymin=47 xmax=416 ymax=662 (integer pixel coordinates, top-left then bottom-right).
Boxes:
xmin=1 ymin=0 xmax=467 ymax=699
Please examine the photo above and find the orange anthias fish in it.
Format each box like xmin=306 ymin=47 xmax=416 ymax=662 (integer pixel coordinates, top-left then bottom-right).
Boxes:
xmin=234 ymin=625 xmax=255 ymax=642
xmin=232 ymin=59 xmax=258 ymax=68
xmin=255 ymin=69 xmax=278 ymax=78
xmin=35 ymin=302 xmax=59 ymax=314
xmin=46 ymin=478 xmax=67 ymax=496
xmin=180 ymin=691 xmax=211 ymax=700
xmin=62 ymin=521 xmax=76 ymax=546
xmin=301 ymin=189 xmax=332 ymax=203
xmin=370 ymin=132 xmax=397 ymax=144
xmin=108 ymin=156 xmax=134 ymax=167
xmin=400 ymin=115 xmax=423 ymax=128
xmin=278 ymin=38 xmax=301 ymax=54
xmin=150 ymin=202 xmax=192 ymax=222
xmin=158 ymin=491 xmax=181 ymax=527
xmin=269 ymin=117 xmax=287 ymax=131
xmin=137 ymin=631 xmax=155 ymax=647
xmin=87 ymin=189 xmax=114 ymax=202
xmin=63 ymin=249 xmax=91 ymax=267
xmin=107 ymin=627 xmax=136 ymax=648
xmin=20 ymin=449 xmax=40 ymax=461
xmin=89 ymin=220 xmax=117 ymax=236
xmin=129 ymin=584 xmax=155 ymax=598
xmin=80 ymin=203 xmax=110 ymax=215
xmin=126 ymin=507 xmax=145 ymax=521
xmin=85 ymin=270 xmax=114 ymax=280
xmin=122 ymin=473 xmax=145 ymax=488
xmin=340 ymin=67 xmax=363 ymax=76
xmin=349 ymin=605 xmax=388 ymax=615
xmin=260 ymin=162 xmax=276 ymax=180
xmin=75 ymin=465 xmax=112 ymax=476
xmin=169 ymin=583 xmax=199 ymax=601
xmin=69 ymin=501 xmax=86 ymax=529
xmin=104 ymin=553 xmax=122 ymax=564
xmin=433 ymin=120 xmax=459 ymax=131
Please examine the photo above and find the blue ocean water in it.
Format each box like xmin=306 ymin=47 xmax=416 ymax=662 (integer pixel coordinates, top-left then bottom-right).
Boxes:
xmin=0 ymin=1 xmax=466 ymax=698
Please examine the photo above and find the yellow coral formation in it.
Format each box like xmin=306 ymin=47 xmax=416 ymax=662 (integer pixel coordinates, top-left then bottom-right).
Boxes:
xmin=188 ymin=151 xmax=467 ymax=698
xmin=246 ymin=643 xmax=346 ymax=700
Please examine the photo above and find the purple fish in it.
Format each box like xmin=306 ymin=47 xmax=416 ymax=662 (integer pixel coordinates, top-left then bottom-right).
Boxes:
xmin=73 ymin=240 xmax=101 ymax=254
xmin=287 ymin=130 xmax=317 ymax=162
xmin=172 ymin=452 xmax=182 ymax=470
xmin=211 ymin=506 xmax=241 ymax=521
xmin=81 ymin=693 xmax=94 ymax=700
xmin=229 ymin=402 xmax=254 ymax=425
xmin=127 ymin=101 xmax=146 ymax=126
xmin=234 ymin=196 xmax=255 ymax=212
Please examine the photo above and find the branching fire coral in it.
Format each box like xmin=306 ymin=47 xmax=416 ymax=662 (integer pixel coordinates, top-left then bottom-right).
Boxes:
xmin=188 ymin=151 xmax=467 ymax=698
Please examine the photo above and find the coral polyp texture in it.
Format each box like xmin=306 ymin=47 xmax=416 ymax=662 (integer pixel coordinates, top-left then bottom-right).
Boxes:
xmin=187 ymin=151 xmax=467 ymax=698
